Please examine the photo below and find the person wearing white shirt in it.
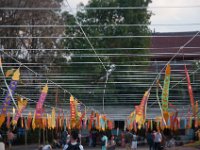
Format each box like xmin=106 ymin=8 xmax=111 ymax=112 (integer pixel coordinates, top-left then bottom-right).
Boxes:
xmin=154 ymin=131 xmax=162 ymax=150
xmin=63 ymin=130 xmax=84 ymax=150
xmin=42 ymin=144 xmax=52 ymax=150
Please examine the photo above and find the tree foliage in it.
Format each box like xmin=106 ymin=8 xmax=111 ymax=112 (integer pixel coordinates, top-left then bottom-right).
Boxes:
xmin=0 ymin=0 xmax=64 ymax=68
xmin=64 ymin=0 xmax=152 ymax=105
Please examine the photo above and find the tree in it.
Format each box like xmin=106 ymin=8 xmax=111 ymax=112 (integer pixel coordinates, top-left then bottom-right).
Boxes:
xmin=0 ymin=0 xmax=64 ymax=70
xmin=63 ymin=0 xmax=152 ymax=106
xmin=0 ymin=0 xmax=67 ymax=107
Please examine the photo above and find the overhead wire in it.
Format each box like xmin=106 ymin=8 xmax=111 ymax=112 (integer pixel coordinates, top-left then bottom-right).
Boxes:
xmin=1 ymin=35 xmax=200 ymax=38
xmin=1 ymin=46 xmax=200 ymax=51
xmin=0 ymin=3 xmax=200 ymax=116
xmin=64 ymin=0 xmax=107 ymax=72
xmin=1 ymin=5 xmax=200 ymax=10
xmin=0 ymin=49 xmax=101 ymax=114
xmin=1 ymin=23 xmax=200 ymax=28
xmin=148 ymin=31 xmax=200 ymax=109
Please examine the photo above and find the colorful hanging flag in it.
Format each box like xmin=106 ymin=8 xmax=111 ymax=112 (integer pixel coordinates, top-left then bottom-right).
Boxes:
xmin=195 ymin=101 xmax=199 ymax=128
xmin=27 ymin=112 xmax=32 ymax=130
xmin=56 ymin=110 xmax=60 ymax=130
xmin=5 ymin=69 xmax=15 ymax=77
xmin=47 ymin=114 xmax=52 ymax=129
xmin=35 ymin=84 xmax=48 ymax=119
xmin=52 ymin=108 xmax=56 ymax=129
xmin=88 ymin=111 xmax=94 ymax=130
xmin=6 ymin=113 xmax=10 ymax=129
xmin=135 ymin=89 xmax=150 ymax=129
xmin=70 ymin=96 xmax=76 ymax=128
xmin=21 ymin=116 xmax=24 ymax=128
xmin=12 ymin=97 xmax=28 ymax=126
xmin=185 ymin=65 xmax=195 ymax=115
xmin=12 ymin=107 xmax=15 ymax=119
xmin=32 ymin=112 xmax=36 ymax=130
xmin=0 ymin=69 xmax=20 ymax=127
xmin=161 ymin=64 xmax=171 ymax=123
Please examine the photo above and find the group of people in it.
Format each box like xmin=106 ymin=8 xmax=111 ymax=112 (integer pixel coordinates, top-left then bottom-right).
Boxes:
xmin=101 ymin=132 xmax=116 ymax=150
xmin=146 ymin=130 xmax=162 ymax=150
xmin=40 ymin=130 xmax=83 ymax=150
xmin=41 ymin=131 xmax=117 ymax=150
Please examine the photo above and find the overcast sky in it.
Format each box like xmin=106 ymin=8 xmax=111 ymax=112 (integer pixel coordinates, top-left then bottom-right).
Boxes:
xmin=67 ymin=0 xmax=200 ymax=32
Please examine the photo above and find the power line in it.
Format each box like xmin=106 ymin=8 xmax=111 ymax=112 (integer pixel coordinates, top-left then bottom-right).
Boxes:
xmin=64 ymin=0 xmax=107 ymax=72
xmin=1 ymin=5 xmax=200 ymax=10
xmin=148 ymin=31 xmax=200 ymax=108
xmin=0 ymin=49 xmax=100 ymax=113
xmin=1 ymin=23 xmax=200 ymax=28
xmin=1 ymin=35 xmax=200 ymax=38
xmin=2 ymin=47 xmax=200 ymax=51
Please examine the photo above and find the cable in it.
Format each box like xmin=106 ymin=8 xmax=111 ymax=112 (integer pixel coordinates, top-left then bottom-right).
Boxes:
xmin=147 ymin=31 xmax=200 ymax=109
xmin=2 ymin=47 xmax=200 ymax=51
xmin=1 ymin=23 xmax=200 ymax=28
xmin=64 ymin=0 xmax=107 ymax=72
xmin=0 ymin=49 xmax=100 ymax=114
xmin=170 ymin=66 xmax=200 ymax=89
xmin=1 ymin=35 xmax=200 ymax=38
xmin=1 ymin=5 xmax=200 ymax=10
xmin=148 ymin=31 xmax=200 ymax=90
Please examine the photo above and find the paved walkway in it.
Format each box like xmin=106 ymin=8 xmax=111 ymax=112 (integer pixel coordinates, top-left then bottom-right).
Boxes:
xmin=9 ymin=145 xmax=199 ymax=150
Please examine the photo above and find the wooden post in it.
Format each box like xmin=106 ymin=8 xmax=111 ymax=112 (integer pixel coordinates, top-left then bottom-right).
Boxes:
xmin=25 ymin=129 xmax=28 ymax=146
xmin=39 ymin=128 xmax=41 ymax=146
xmin=43 ymin=129 xmax=45 ymax=145
xmin=52 ymin=129 xmax=54 ymax=143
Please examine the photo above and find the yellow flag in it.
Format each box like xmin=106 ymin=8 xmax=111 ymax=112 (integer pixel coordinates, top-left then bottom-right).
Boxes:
xmin=32 ymin=112 xmax=36 ymax=130
xmin=47 ymin=114 xmax=52 ymax=129
xmin=5 ymin=69 xmax=15 ymax=77
xmin=52 ymin=108 xmax=56 ymax=129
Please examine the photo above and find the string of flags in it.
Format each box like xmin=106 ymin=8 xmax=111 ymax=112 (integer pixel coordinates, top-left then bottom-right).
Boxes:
xmin=0 ymin=57 xmax=114 ymax=131
xmin=0 ymin=57 xmax=199 ymax=131
xmin=126 ymin=64 xmax=200 ymax=132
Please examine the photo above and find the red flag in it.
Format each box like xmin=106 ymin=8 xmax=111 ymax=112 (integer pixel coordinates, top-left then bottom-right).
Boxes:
xmin=185 ymin=65 xmax=195 ymax=114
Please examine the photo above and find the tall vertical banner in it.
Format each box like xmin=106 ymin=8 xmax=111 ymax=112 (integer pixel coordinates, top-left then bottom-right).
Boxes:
xmin=0 ymin=69 xmax=20 ymax=127
xmin=52 ymin=108 xmax=56 ymax=129
xmin=195 ymin=101 xmax=198 ymax=128
xmin=32 ymin=112 xmax=36 ymax=130
xmin=70 ymin=96 xmax=76 ymax=128
xmin=12 ymin=97 xmax=28 ymax=126
xmin=184 ymin=65 xmax=195 ymax=115
xmin=27 ymin=112 xmax=32 ymax=130
xmin=35 ymin=84 xmax=48 ymax=119
xmin=161 ymin=64 xmax=171 ymax=123
xmin=135 ymin=89 xmax=150 ymax=129
xmin=6 ymin=113 xmax=10 ymax=129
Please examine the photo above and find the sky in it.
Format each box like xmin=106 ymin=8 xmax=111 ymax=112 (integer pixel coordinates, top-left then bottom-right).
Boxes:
xmin=67 ymin=0 xmax=200 ymax=32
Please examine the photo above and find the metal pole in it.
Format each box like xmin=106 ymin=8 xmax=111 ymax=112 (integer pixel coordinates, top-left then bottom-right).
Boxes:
xmin=102 ymin=73 xmax=109 ymax=112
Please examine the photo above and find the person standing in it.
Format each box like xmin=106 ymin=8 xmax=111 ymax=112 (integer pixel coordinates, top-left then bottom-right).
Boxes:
xmin=88 ymin=132 xmax=93 ymax=147
xmin=101 ymin=132 xmax=108 ymax=150
xmin=92 ymin=129 xmax=97 ymax=147
xmin=131 ymin=132 xmax=137 ymax=150
xmin=42 ymin=144 xmax=52 ymax=150
xmin=63 ymin=130 xmax=84 ymax=150
xmin=61 ymin=131 xmax=68 ymax=146
xmin=154 ymin=131 xmax=162 ymax=150
xmin=121 ymin=132 xmax=125 ymax=148
xmin=107 ymin=135 xmax=116 ymax=150
xmin=7 ymin=129 xmax=14 ymax=150
xmin=146 ymin=131 xmax=154 ymax=150
xmin=125 ymin=132 xmax=132 ymax=150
